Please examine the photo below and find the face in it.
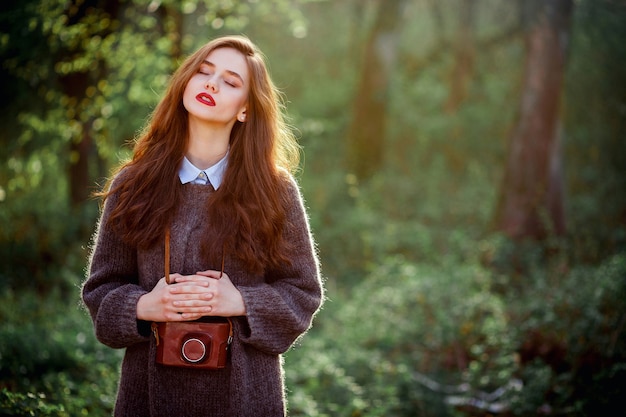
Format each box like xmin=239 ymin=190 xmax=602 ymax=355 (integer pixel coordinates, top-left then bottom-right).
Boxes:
xmin=183 ymin=47 xmax=250 ymax=128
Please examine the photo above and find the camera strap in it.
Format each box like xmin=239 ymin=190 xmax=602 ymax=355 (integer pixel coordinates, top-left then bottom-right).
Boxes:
xmin=164 ymin=227 xmax=171 ymax=283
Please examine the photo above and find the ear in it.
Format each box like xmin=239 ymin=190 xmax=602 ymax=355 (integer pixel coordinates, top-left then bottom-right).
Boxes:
xmin=237 ymin=106 xmax=247 ymax=122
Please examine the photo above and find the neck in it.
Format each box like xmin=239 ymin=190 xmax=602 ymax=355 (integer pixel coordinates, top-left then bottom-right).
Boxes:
xmin=186 ymin=117 xmax=233 ymax=169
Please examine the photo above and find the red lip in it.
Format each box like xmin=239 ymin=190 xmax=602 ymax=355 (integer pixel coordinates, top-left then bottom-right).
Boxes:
xmin=196 ymin=93 xmax=215 ymax=106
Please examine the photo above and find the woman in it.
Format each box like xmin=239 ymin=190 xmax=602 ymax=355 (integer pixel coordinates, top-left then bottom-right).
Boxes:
xmin=82 ymin=35 xmax=323 ymax=416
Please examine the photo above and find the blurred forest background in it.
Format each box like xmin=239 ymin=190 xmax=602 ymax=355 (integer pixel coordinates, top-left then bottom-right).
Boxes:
xmin=1 ymin=0 xmax=625 ymax=415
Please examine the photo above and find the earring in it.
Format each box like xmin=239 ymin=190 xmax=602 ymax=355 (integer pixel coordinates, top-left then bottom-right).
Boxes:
xmin=238 ymin=115 xmax=246 ymax=122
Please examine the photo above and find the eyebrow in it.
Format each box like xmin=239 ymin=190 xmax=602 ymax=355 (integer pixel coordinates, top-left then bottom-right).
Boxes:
xmin=202 ymin=60 xmax=245 ymax=84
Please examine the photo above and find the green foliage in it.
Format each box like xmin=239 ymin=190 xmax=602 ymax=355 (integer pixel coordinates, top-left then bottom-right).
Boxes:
xmin=286 ymin=256 xmax=517 ymax=416
xmin=0 ymin=389 xmax=65 ymax=417
xmin=564 ymin=0 xmax=626 ymax=262
xmin=0 ymin=289 xmax=121 ymax=416
xmin=0 ymin=172 xmax=96 ymax=292
xmin=285 ymin=250 xmax=626 ymax=416
xmin=509 ymin=253 xmax=626 ymax=415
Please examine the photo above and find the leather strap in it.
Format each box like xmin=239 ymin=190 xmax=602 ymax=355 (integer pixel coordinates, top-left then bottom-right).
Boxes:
xmin=164 ymin=227 xmax=172 ymax=284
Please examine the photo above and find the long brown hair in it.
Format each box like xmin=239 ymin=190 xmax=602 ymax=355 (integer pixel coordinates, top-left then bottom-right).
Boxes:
xmin=102 ymin=35 xmax=300 ymax=274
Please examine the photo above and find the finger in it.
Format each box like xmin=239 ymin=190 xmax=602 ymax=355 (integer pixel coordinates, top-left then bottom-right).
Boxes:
xmin=165 ymin=311 xmax=207 ymax=321
xmin=153 ymin=277 xmax=169 ymax=289
xmin=174 ymin=274 xmax=213 ymax=283
xmin=180 ymin=292 xmax=214 ymax=301
xmin=196 ymin=270 xmax=223 ymax=279
xmin=164 ymin=273 xmax=183 ymax=284
xmin=172 ymin=293 xmax=214 ymax=306
xmin=175 ymin=305 xmax=213 ymax=315
xmin=169 ymin=302 xmax=214 ymax=320
xmin=180 ymin=312 xmax=209 ymax=320
xmin=169 ymin=283 xmax=211 ymax=295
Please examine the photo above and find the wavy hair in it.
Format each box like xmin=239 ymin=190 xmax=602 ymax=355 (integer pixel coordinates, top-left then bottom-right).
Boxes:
xmin=101 ymin=35 xmax=300 ymax=274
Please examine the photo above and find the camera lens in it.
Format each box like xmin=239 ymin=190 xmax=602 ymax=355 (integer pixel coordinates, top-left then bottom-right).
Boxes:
xmin=181 ymin=338 xmax=207 ymax=363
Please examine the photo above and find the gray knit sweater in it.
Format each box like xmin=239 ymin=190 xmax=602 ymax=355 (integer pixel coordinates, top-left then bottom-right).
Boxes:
xmin=82 ymin=171 xmax=323 ymax=417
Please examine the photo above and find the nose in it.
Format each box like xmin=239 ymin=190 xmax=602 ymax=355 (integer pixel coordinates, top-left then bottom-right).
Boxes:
xmin=205 ymin=77 xmax=218 ymax=92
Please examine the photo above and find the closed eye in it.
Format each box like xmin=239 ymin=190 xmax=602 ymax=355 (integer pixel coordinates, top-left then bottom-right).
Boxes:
xmin=198 ymin=62 xmax=212 ymax=76
xmin=201 ymin=59 xmax=244 ymax=87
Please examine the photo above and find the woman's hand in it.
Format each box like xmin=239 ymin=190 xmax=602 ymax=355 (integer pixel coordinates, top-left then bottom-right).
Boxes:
xmin=175 ymin=270 xmax=247 ymax=318
xmin=136 ymin=272 xmax=246 ymax=322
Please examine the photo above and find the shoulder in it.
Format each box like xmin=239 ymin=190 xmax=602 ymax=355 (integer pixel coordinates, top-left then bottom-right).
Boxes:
xmin=108 ymin=165 xmax=135 ymax=191
xmin=99 ymin=165 xmax=136 ymax=215
xmin=101 ymin=165 xmax=138 ymax=203
xmin=275 ymin=171 xmax=312 ymax=227
xmin=277 ymin=169 xmax=304 ymax=203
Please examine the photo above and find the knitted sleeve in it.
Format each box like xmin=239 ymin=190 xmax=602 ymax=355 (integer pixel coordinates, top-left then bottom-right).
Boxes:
xmin=81 ymin=172 xmax=151 ymax=349
xmin=236 ymin=176 xmax=324 ymax=355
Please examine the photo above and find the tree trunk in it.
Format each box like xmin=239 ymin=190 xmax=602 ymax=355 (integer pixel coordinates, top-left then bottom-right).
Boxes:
xmin=346 ymin=0 xmax=405 ymax=180
xmin=61 ymin=0 xmax=120 ymax=207
xmin=444 ymin=0 xmax=477 ymax=114
xmin=494 ymin=0 xmax=573 ymax=239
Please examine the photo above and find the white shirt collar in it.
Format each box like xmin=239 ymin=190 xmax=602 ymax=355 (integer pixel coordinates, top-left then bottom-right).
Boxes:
xmin=178 ymin=153 xmax=228 ymax=189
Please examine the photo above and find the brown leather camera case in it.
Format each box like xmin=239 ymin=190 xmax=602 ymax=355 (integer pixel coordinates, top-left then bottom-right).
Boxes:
xmin=153 ymin=318 xmax=232 ymax=369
